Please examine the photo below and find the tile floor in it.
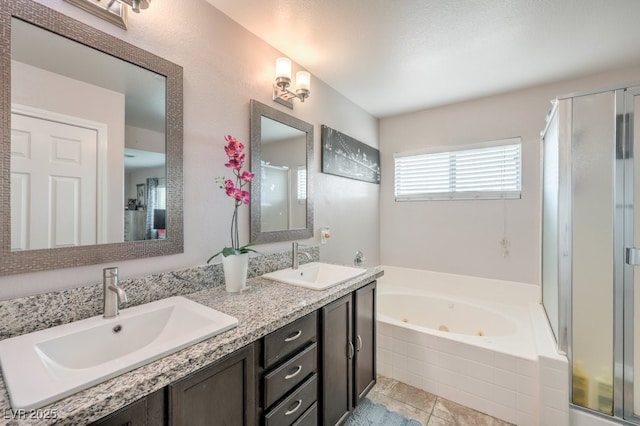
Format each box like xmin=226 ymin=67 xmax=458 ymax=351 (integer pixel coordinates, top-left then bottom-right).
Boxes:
xmin=368 ymin=375 xmax=514 ymax=426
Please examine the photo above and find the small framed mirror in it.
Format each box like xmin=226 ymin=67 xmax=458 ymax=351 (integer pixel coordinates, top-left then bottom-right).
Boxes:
xmin=250 ymin=100 xmax=313 ymax=243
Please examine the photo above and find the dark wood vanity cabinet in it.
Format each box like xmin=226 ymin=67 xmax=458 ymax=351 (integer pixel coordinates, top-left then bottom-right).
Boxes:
xmin=89 ymin=344 xmax=255 ymax=426
xmin=259 ymin=311 xmax=319 ymax=426
xmin=321 ymin=281 xmax=376 ymax=426
xmin=89 ymin=388 xmax=165 ymax=426
xmin=168 ymin=343 xmax=256 ymax=426
xmin=354 ymin=282 xmax=376 ymax=403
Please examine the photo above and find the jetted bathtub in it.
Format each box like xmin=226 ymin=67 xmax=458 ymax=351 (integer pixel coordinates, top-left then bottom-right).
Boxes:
xmin=376 ymin=265 xmax=569 ymax=426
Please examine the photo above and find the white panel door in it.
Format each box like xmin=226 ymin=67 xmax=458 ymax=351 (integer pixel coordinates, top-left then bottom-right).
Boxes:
xmin=11 ymin=113 xmax=99 ymax=250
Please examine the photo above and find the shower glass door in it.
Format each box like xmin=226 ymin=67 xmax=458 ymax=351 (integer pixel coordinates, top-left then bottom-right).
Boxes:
xmin=625 ymin=87 xmax=640 ymax=421
xmin=570 ymin=91 xmax=615 ymax=415
xmin=545 ymin=85 xmax=640 ymax=424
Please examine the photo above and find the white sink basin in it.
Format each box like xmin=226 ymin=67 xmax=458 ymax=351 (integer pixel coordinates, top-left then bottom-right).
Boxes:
xmin=262 ymin=262 xmax=367 ymax=290
xmin=0 ymin=296 xmax=238 ymax=410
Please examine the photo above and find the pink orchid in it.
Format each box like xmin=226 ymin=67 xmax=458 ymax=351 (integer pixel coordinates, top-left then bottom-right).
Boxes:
xmin=212 ymin=135 xmax=254 ymax=257
xmin=225 ymin=158 xmax=242 ymax=170
xmin=240 ymin=171 xmax=255 ymax=183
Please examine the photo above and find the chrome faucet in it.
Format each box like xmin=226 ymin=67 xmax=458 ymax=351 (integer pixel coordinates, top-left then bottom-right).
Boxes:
xmin=292 ymin=242 xmax=312 ymax=269
xmin=354 ymin=251 xmax=366 ymax=266
xmin=103 ymin=267 xmax=128 ymax=318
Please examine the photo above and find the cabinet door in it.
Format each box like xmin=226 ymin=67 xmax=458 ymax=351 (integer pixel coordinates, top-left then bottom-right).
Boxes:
xmin=169 ymin=343 xmax=255 ymax=426
xmin=354 ymin=281 xmax=376 ymax=404
xmin=89 ymin=389 xmax=165 ymax=426
xmin=89 ymin=398 xmax=147 ymax=426
xmin=321 ymin=294 xmax=353 ymax=426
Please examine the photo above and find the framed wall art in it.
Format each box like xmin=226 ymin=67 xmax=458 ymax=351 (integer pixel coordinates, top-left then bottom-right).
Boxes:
xmin=321 ymin=125 xmax=380 ymax=184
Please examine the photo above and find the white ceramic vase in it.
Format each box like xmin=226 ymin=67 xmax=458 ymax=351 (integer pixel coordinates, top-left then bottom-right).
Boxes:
xmin=222 ymin=253 xmax=249 ymax=293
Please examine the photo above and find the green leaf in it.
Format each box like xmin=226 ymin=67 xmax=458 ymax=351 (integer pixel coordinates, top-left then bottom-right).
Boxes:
xmin=206 ymin=250 xmax=224 ymax=263
xmin=207 ymin=243 xmax=260 ymax=263
xmin=222 ymin=247 xmax=241 ymax=257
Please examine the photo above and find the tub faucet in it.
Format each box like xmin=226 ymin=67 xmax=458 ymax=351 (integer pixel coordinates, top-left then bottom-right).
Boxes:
xmin=292 ymin=242 xmax=312 ymax=270
xmin=103 ymin=267 xmax=128 ymax=319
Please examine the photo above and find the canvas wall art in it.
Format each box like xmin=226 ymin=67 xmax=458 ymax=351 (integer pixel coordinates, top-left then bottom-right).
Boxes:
xmin=321 ymin=125 xmax=380 ymax=184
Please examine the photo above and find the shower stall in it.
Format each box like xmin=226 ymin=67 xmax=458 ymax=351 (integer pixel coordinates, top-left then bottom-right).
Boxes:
xmin=542 ymin=84 xmax=640 ymax=423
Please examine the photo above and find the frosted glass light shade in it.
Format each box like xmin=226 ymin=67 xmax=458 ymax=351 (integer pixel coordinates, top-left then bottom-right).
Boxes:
xmin=275 ymin=57 xmax=292 ymax=80
xmin=296 ymin=71 xmax=311 ymax=91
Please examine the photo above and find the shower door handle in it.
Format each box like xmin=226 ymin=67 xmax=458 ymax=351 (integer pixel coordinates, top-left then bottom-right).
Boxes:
xmin=626 ymin=248 xmax=640 ymax=265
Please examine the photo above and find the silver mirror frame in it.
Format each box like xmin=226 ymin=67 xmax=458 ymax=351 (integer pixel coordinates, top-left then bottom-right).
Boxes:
xmin=250 ymin=99 xmax=313 ymax=243
xmin=0 ymin=0 xmax=184 ymax=276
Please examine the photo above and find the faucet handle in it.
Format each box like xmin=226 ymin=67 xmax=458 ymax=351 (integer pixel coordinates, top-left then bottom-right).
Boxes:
xmin=354 ymin=251 xmax=366 ymax=266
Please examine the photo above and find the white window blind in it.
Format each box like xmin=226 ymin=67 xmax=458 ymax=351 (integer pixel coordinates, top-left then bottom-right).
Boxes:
xmin=394 ymin=138 xmax=522 ymax=201
xmin=297 ymin=167 xmax=307 ymax=201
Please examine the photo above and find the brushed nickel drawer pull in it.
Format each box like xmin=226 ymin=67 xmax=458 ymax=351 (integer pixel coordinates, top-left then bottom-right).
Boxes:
xmin=284 ymin=330 xmax=302 ymax=342
xmin=285 ymin=365 xmax=303 ymax=380
xmin=284 ymin=399 xmax=303 ymax=416
xmin=356 ymin=335 xmax=363 ymax=352
xmin=348 ymin=341 xmax=355 ymax=359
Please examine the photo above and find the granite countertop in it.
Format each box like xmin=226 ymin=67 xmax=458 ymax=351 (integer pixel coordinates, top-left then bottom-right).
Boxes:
xmin=0 ymin=267 xmax=383 ymax=425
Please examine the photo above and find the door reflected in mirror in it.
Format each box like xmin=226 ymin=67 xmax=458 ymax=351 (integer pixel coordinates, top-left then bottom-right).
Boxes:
xmin=10 ymin=18 xmax=166 ymax=250
xmin=260 ymin=116 xmax=307 ymax=232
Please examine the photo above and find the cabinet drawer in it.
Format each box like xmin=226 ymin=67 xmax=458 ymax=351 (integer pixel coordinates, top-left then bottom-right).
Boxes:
xmin=264 ymin=312 xmax=317 ymax=368
xmin=265 ymin=374 xmax=317 ymax=426
xmin=264 ymin=343 xmax=317 ymax=408
xmin=292 ymin=402 xmax=317 ymax=426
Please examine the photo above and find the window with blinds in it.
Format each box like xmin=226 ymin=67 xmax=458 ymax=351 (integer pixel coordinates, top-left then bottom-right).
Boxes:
xmin=297 ymin=167 xmax=307 ymax=201
xmin=394 ymin=138 xmax=522 ymax=201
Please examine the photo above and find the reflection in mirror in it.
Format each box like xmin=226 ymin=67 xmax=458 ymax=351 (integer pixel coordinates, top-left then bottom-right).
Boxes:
xmin=0 ymin=0 xmax=183 ymax=276
xmin=11 ymin=18 xmax=166 ymax=249
xmin=250 ymin=100 xmax=313 ymax=244
xmin=260 ymin=117 xmax=306 ymax=232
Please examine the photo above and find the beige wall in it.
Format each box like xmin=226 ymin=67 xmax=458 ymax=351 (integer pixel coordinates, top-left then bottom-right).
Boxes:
xmin=380 ymin=65 xmax=640 ymax=285
xmin=0 ymin=0 xmax=379 ymax=300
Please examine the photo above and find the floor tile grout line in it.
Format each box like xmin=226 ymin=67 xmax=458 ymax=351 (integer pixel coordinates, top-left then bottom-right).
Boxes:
xmin=374 ymin=375 xmax=511 ymax=426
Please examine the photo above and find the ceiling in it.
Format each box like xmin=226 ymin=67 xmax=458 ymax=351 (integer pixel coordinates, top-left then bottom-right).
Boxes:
xmin=205 ymin=0 xmax=640 ymax=118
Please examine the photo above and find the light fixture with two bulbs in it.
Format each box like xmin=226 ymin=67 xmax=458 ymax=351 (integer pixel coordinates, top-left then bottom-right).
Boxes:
xmin=117 ymin=0 xmax=151 ymax=13
xmin=273 ymin=57 xmax=311 ymax=109
xmin=64 ymin=0 xmax=151 ymax=29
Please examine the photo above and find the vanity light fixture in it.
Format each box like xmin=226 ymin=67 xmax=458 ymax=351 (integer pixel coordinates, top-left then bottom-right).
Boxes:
xmin=273 ymin=57 xmax=311 ymax=109
xmin=118 ymin=0 xmax=151 ymax=13
xmin=64 ymin=0 xmax=151 ymax=29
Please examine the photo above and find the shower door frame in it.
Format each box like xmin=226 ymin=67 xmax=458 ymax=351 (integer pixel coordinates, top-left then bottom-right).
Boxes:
xmin=623 ymin=86 xmax=640 ymax=424
xmin=555 ymin=87 xmax=640 ymax=423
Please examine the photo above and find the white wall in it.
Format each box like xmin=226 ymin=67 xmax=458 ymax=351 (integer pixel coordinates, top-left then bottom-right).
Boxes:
xmin=0 ymin=0 xmax=379 ymax=300
xmin=125 ymin=125 xmax=164 ymax=153
xmin=380 ymin=65 xmax=640 ymax=285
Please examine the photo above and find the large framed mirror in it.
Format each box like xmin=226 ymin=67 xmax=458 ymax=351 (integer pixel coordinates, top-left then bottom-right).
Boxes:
xmin=0 ymin=0 xmax=183 ymax=276
xmin=250 ymin=100 xmax=313 ymax=243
